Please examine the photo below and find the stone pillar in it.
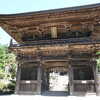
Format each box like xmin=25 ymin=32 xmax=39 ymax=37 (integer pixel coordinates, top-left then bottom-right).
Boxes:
xmin=15 ymin=63 xmax=21 ymax=94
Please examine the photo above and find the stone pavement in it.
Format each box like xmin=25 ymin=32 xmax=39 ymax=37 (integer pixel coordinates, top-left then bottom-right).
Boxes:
xmin=0 ymin=95 xmax=100 ymax=100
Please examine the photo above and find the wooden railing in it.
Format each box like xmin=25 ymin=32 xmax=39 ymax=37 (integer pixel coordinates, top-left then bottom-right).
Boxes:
xmin=73 ymin=80 xmax=95 ymax=92
xmin=9 ymin=38 xmax=100 ymax=47
xmin=19 ymin=80 xmax=38 ymax=92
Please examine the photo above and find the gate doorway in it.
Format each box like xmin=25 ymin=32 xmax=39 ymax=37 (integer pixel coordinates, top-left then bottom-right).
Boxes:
xmin=49 ymin=71 xmax=69 ymax=91
xmin=42 ymin=65 xmax=70 ymax=96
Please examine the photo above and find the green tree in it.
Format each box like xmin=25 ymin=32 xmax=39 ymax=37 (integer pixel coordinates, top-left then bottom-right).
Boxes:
xmin=0 ymin=45 xmax=16 ymax=93
xmin=0 ymin=45 xmax=16 ymax=79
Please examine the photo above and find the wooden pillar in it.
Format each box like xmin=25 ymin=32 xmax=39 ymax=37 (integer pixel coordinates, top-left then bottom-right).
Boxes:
xmin=94 ymin=60 xmax=100 ymax=96
xmin=15 ymin=63 xmax=21 ymax=94
xmin=93 ymin=52 xmax=100 ymax=96
xmin=9 ymin=39 xmax=13 ymax=47
xmin=95 ymin=74 xmax=100 ymax=96
xmin=68 ymin=50 xmax=74 ymax=95
xmin=37 ymin=62 xmax=42 ymax=94
xmin=68 ymin=66 xmax=74 ymax=95
xmin=51 ymin=27 xmax=57 ymax=38
xmin=46 ymin=70 xmax=49 ymax=91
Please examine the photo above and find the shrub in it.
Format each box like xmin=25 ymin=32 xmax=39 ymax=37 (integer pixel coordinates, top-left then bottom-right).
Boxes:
xmin=0 ymin=69 xmax=5 ymax=79
xmin=0 ymin=82 xmax=7 ymax=92
xmin=7 ymin=80 xmax=16 ymax=93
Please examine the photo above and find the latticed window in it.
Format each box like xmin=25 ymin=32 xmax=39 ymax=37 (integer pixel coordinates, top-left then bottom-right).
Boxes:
xmin=21 ymin=66 xmax=37 ymax=80
xmin=57 ymin=31 xmax=91 ymax=39
xmin=73 ymin=67 xmax=94 ymax=80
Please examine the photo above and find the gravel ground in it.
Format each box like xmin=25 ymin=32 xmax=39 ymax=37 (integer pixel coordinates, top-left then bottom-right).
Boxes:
xmin=0 ymin=95 xmax=100 ymax=100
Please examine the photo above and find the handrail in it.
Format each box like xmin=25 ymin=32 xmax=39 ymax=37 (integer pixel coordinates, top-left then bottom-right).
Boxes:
xmin=10 ymin=38 xmax=100 ymax=47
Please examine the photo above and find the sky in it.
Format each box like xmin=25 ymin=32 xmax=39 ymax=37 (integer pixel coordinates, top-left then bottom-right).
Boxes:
xmin=0 ymin=0 xmax=100 ymax=45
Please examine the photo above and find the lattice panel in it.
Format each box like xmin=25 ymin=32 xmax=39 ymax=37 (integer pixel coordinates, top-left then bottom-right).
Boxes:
xmin=19 ymin=82 xmax=37 ymax=92
xmin=74 ymin=83 xmax=95 ymax=92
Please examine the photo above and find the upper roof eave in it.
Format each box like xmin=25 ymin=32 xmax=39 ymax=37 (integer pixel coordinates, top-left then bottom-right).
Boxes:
xmin=0 ymin=3 xmax=100 ymax=43
xmin=0 ymin=3 xmax=100 ymax=17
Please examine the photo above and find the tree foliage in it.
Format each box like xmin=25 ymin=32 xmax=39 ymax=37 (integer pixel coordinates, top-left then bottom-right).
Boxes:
xmin=0 ymin=45 xmax=16 ymax=79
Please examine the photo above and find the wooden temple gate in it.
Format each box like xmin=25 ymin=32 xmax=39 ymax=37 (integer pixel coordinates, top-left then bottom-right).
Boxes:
xmin=13 ymin=44 xmax=97 ymax=95
xmin=0 ymin=3 xmax=100 ymax=96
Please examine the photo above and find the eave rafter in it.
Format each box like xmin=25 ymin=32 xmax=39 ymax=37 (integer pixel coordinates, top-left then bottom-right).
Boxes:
xmin=0 ymin=4 xmax=100 ymax=43
xmin=0 ymin=23 xmax=23 ymax=43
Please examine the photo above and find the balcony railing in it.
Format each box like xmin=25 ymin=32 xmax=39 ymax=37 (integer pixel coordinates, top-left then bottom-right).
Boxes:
xmin=10 ymin=38 xmax=100 ymax=47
